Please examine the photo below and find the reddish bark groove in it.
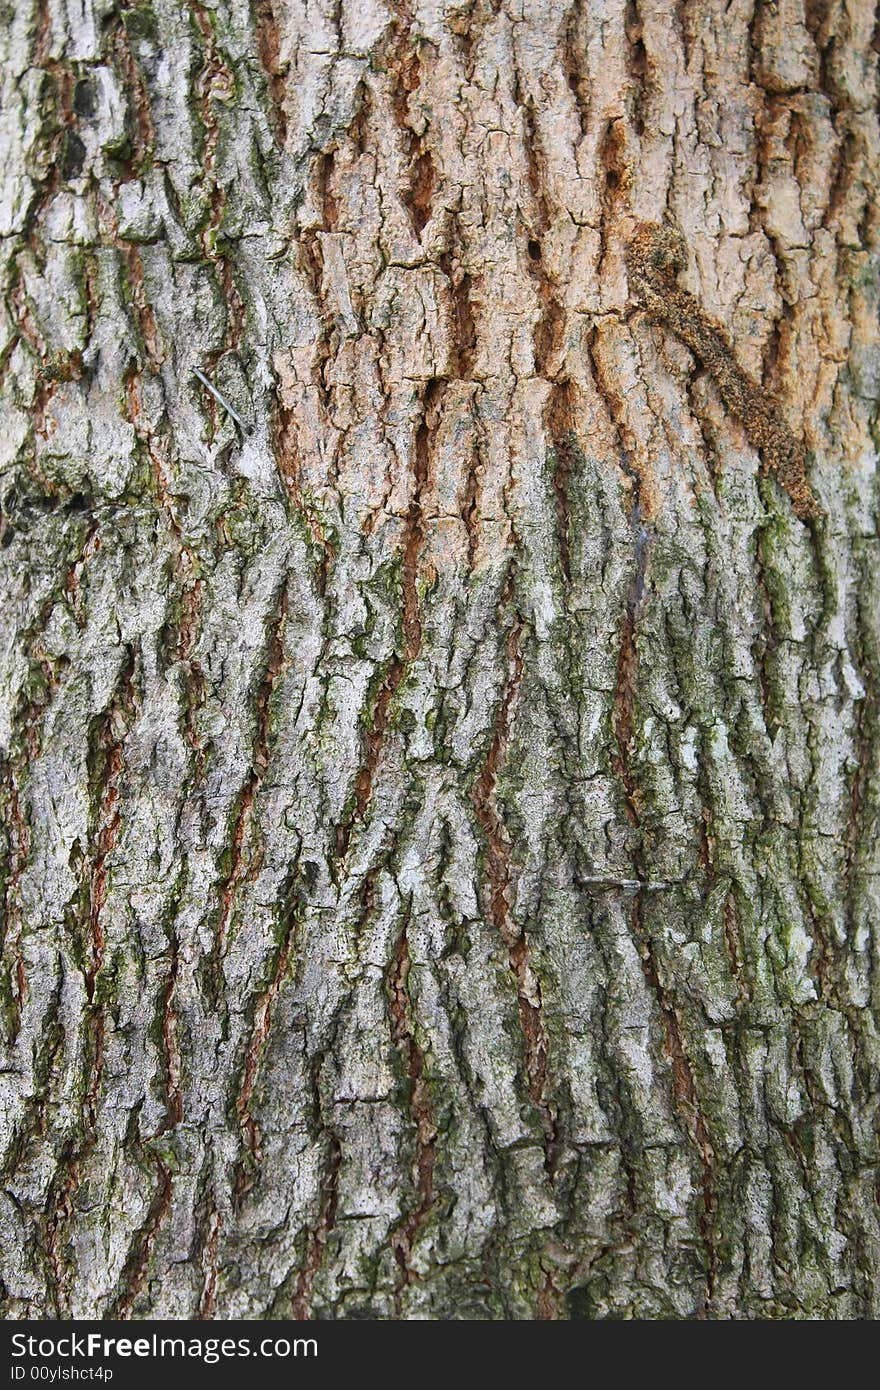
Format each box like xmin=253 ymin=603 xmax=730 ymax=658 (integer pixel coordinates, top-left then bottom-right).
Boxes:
xmin=234 ymin=875 xmax=302 ymax=1179
xmin=597 ymin=117 xmax=632 ymax=275
xmin=0 ymin=773 xmax=30 ymax=1036
xmin=335 ymin=378 xmax=437 ymax=860
xmin=623 ymin=0 xmax=649 ymax=138
xmin=159 ymin=932 xmax=183 ymax=1133
xmin=385 ymin=7 xmax=436 ymax=236
xmin=611 ymin=609 xmax=641 ymax=827
xmin=535 ymin=1266 xmax=561 ymax=1320
xmin=844 ymin=665 xmax=873 ymax=927
xmin=253 ymin=0 xmax=288 ymax=148
xmin=295 ymin=156 xmax=336 ymax=421
xmin=387 ymin=911 xmax=438 ymax=1303
xmin=110 ymin=1155 xmax=173 ymax=1319
xmin=561 ymin=3 xmax=589 ymax=138
xmin=439 ymin=226 xmax=478 ymax=381
xmin=191 ymin=1 xmax=245 ymax=363
xmin=544 ymin=380 xmax=580 ymax=586
xmin=723 ymin=890 xmax=749 ymax=1007
xmin=44 ymin=649 xmax=137 ymax=1314
xmin=459 ymin=416 xmax=482 ymax=568
xmin=0 ymin=634 xmax=59 ymax=1038
xmin=119 ymin=245 xmax=164 ymax=372
xmin=585 ymin=325 xmax=657 ymax=518
xmin=401 ymin=387 xmax=433 ymax=663
xmin=271 ymin=145 xmax=338 ymax=534
xmin=32 ymin=0 xmax=51 ymax=65
xmin=214 ymin=581 xmax=289 ymax=963
xmin=335 ymin=656 xmax=404 ymax=862
xmin=438 ymin=229 xmax=480 ymax=561
xmin=198 ymin=1206 xmax=222 ymax=1320
xmin=290 ymin=1128 xmax=341 ymax=1319
xmin=111 ymin=9 xmax=156 ymax=172
xmin=521 ymin=100 xmax=565 ymax=378
xmin=471 ymin=609 xmax=559 ymax=1170
xmin=611 ymin=552 xmax=719 ymax=1303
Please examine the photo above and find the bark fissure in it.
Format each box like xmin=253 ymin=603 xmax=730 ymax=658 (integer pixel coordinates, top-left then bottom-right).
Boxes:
xmin=387 ymin=906 xmax=438 ymax=1304
xmin=335 ymin=378 xmax=435 ymax=861
xmin=611 ymin=507 xmax=719 ymax=1309
xmin=253 ymin=0 xmax=288 ymax=147
xmin=44 ymin=647 xmax=137 ymax=1315
xmin=234 ymin=863 xmax=303 ymax=1182
xmin=110 ymin=1154 xmax=173 ymax=1320
xmin=212 ymin=578 xmax=289 ymax=972
xmin=471 ymin=606 xmax=559 ymax=1173
xmin=290 ymin=1047 xmax=342 ymax=1320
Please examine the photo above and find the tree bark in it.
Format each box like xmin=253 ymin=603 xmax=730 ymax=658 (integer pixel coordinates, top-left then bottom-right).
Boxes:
xmin=1 ymin=0 xmax=879 ymax=1320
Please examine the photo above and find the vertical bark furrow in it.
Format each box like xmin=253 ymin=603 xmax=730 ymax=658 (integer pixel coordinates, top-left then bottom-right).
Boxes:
xmin=213 ymin=576 xmax=289 ymax=967
xmin=471 ymin=605 xmax=559 ymax=1173
xmin=233 ymin=862 xmax=302 ymax=1176
xmin=386 ymin=911 xmax=438 ymax=1304
xmin=290 ymin=1075 xmax=342 ymax=1320
xmin=110 ymin=1155 xmax=173 ymax=1320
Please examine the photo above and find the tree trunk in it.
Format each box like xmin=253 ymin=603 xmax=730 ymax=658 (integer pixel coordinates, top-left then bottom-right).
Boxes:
xmin=1 ymin=0 xmax=878 ymax=1321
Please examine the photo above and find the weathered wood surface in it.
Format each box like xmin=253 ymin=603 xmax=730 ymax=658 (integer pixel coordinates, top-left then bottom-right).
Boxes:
xmin=0 ymin=0 xmax=878 ymax=1318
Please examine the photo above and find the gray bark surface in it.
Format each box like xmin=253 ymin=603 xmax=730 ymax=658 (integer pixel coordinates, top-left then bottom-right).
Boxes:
xmin=1 ymin=0 xmax=879 ymax=1319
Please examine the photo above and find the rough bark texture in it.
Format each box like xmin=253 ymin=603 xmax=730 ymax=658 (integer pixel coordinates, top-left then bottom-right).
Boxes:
xmin=1 ymin=0 xmax=879 ymax=1321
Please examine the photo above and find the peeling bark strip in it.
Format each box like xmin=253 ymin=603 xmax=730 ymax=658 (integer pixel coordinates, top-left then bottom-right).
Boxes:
xmin=1 ymin=0 xmax=878 ymax=1322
